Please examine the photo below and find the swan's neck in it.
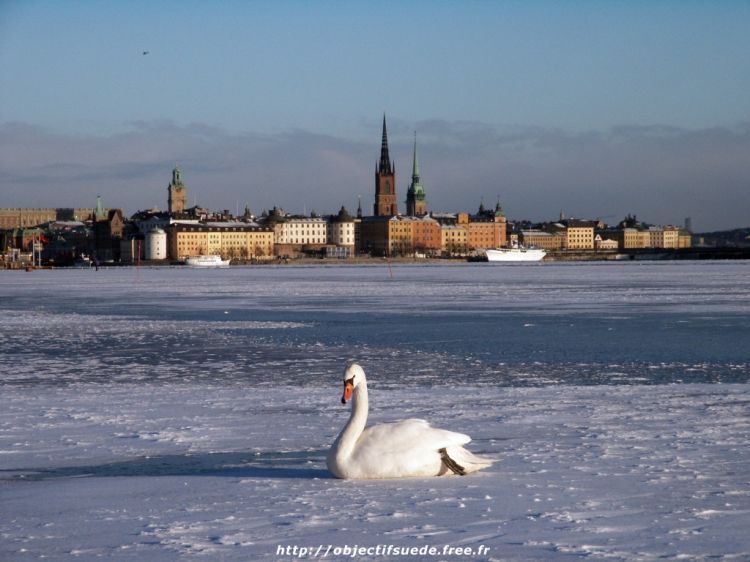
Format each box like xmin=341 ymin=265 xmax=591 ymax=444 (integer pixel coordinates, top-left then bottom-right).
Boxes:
xmin=335 ymin=380 xmax=368 ymax=460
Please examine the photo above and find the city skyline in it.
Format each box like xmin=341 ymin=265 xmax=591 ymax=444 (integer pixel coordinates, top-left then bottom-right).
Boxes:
xmin=2 ymin=1 xmax=749 ymax=231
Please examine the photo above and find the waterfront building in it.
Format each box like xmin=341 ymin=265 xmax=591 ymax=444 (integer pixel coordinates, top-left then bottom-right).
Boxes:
xmin=359 ymin=216 xmax=391 ymax=255
xmin=410 ymin=215 xmax=441 ymax=255
xmin=636 ymin=230 xmax=652 ymax=248
xmin=565 ymin=220 xmax=596 ymax=250
xmin=327 ymin=206 xmax=356 ymax=254
xmin=0 ymin=209 xmax=57 ymax=229
xmin=374 ymin=115 xmax=398 ymax=217
xmin=462 ymin=202 xmax=508 ymax=250
xmin=678 ymin=230 xmax=692 ymax=248
xmin=520 ymin=230 xmax=564 ymax=251
xmin=388 ymin=216 xmax=413 ymax=255
xmin=359 ymin=215 xmax=440 ymax=257
xmin=353 ymin=201 xmax=363 ymax=253
xmin=131 ymin=209 xmax=173 ymax=234
xmin=145 ymin=228 xmax=167 ymax=260
xmin=662 ymin=227 xmax=680 ymax=249
xmin=432 ymin=203 xmax=507 ymax=251
xmin=594 ymin=234 xmax=619 ymax=250
xmin=120 ymin=237 xmax=142 ymax=263
xmin=646 ymin=226 xmax=665 ymax=248
xmin=616 ymin=228 xmax=642 ymax=249
xmin=606 ymin=224 xmax=691 ymax=250
xmin=29 ymin=220 xmax=91 ymax=264
xmin=405 ymin=133 xmax=427 ymax=216
xmin=167 ymin=222 xmax=274 ymax=261
xmin=269 ymin=211 xmax=328 ymax=257
xmin=92 ymin=196 xmax=124 ymax=261
xmin=548 ymin=219 xmax=596 ymax=250
xmin=441 ymin=224 xmax=468 ymax=255
xmin=167 ymin=167 xmax=188 ymax=215
xmin=0 ymin=207 xmax=107 ymax=229
xmin=3 ymin=227 xmax=44 ymax=252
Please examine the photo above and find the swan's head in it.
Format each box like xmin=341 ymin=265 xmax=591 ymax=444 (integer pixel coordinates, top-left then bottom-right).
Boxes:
xmin=341 ymin=363 xmax=365 ymax=404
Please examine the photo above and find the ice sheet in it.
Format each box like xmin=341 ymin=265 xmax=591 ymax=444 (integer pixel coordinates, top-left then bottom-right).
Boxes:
xmin=1 ymin=384 xmax=749 ymax=561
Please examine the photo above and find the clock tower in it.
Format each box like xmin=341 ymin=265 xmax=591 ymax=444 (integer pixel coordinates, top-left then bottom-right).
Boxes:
xmin=167 ymin=166 xmax=187 ymax=215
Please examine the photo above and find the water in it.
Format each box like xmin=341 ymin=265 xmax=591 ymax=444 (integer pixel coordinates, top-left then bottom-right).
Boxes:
xmin=2 ymin=261 xmax=749 ymax=387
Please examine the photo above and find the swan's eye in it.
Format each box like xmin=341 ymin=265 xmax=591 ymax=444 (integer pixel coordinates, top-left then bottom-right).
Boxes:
xmin=345 ymin=377 xmax=354 ymax=385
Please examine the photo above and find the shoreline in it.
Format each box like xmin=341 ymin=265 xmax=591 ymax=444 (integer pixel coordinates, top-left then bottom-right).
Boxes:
xmin=4 ymin=247 xmax=750 ymax=270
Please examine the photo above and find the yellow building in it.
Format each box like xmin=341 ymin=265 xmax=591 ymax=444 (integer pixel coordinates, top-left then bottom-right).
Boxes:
xmin=612 ymin=226 xmax=692 ymax=250
xmin=441 ymin=224 xmax=468 ymax=255
xmin=617 ymin=228 xmax=642 ymax=249
xmin=563 ymin=220 xmax=596 ymax=250
xmin=521 ymin=230 xmax=564 ymax=250
xmin=0 ymin=207 xmax=102 ymax=229
xmin=662 ymin=227 xmax=680 ymax=249
xmin=168 ymin=222 xmax=274 ymax=261
xmin=594 ymin=234 xmax=619 ymax=250
xmin=358 ymin=215 xmax=442 ymax=256
xmin=389 ymin=217 xmax=414 ymax=255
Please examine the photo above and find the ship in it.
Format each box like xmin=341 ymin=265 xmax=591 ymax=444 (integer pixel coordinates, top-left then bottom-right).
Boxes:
xmin=484 ymin=245 xmax=546 ymax=262
xmin=185 ymin=255 xmax=230 ymax=268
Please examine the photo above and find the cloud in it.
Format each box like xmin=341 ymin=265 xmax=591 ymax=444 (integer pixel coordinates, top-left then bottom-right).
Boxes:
xmin=1 ymin=120 xmax=748 ymax=231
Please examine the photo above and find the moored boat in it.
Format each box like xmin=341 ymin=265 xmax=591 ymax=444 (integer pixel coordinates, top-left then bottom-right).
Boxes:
xmin=185 ymin=255 xmax=230 ymax=267
xmin=485 ymin=246 xmax=546 ymax=262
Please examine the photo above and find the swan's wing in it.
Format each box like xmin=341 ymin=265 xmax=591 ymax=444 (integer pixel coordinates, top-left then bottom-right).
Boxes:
xmin=357 ymin=418 xmax=471 ymax=455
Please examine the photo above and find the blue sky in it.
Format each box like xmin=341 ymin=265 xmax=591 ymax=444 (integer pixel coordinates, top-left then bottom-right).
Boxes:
xmin=1 ymin=1 xmax=749 ymax=230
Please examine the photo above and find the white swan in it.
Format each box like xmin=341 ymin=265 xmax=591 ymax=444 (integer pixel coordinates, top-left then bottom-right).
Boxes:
xmin=326 ymin=363 xmax=493 ymax=479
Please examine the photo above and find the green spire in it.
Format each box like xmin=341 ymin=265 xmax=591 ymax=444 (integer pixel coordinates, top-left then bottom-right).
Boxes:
xmin=171 ymin=166 xmax=183 ymax=186
xmin=495 ymin=197 xmax=505 ymax=217
xmin=410 ymin=132 xmax=424 ymax=196
xmin=406 ymin=131 xmax=427 ymax=216
xmin=95 ymin=194 xmax=105 ymax=220
xmin=412 ymin=131 xmax=420 ymax=180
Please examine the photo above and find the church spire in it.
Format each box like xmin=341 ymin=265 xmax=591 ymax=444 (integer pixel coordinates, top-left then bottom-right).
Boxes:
xmin=378 ymin=114 xmax=392 ymax=175
xmin=95 ymin=194 xmax=105 ymax=221
xmin=374 ymin=113 xmax=398 ymax=216
xmin=411 ymin=131 xmax=420 ymax=181
xmin=406 ymin=131 xmax=427 ymax=216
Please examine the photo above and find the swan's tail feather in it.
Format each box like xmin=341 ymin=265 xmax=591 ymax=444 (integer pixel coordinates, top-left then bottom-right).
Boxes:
xmin=439 ymin=447 xmax=466 ymax=475
xmin=443 ymin=445 xmax=494 ymax=475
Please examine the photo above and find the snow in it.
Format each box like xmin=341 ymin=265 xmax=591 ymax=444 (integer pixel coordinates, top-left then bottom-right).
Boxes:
xmin=1 ymin=263 xmax=749 ymax=560
xmin=2 ymin=383 xmax=749 ymax=561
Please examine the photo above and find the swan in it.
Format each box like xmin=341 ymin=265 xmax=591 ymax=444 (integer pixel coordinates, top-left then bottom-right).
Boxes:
xmin=326 ymin=363 xmax=493 ymax=479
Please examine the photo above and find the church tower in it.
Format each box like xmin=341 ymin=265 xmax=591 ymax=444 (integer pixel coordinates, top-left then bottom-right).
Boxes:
xmin=167 ymin=166 xmax=187 ymax=215
xmin=374 ymin=115 xmax=398 ymax=216
xmin=405 ymin=132 xmax=427 ymax=216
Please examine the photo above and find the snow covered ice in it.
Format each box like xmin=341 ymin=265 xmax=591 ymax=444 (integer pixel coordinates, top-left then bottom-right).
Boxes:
xmin=1 ymin=262 xmax=749 ymax=561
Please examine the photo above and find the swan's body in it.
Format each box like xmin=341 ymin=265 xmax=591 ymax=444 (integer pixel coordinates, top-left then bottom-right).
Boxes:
xmin=326 ymin=363 xmax=493 ymax=479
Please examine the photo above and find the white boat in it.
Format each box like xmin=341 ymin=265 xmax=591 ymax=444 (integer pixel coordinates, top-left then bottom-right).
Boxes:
xmin=485 ymin=246 xmax=546 ymax=262
xmin=185 ymin=255 xmax=230 ymax=268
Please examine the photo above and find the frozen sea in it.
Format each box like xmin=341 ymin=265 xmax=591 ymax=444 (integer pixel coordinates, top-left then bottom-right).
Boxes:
xmin=1 ymin=262 xmax=749 ymax=561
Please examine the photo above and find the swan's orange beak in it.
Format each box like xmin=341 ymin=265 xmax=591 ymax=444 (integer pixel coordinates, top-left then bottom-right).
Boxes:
xmin=341 ymin=380 xmax=354 ymax=404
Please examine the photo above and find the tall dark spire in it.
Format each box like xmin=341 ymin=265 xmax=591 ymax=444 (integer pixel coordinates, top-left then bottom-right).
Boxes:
xmin=378 ymin=114 xmax=393 ymax=175
xmin=374 ymin=113 xmax=398 ymax=216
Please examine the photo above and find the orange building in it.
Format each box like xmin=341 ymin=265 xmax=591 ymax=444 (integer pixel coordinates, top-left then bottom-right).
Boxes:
xmin=410 ymin=216 xmax=441 ymax=254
